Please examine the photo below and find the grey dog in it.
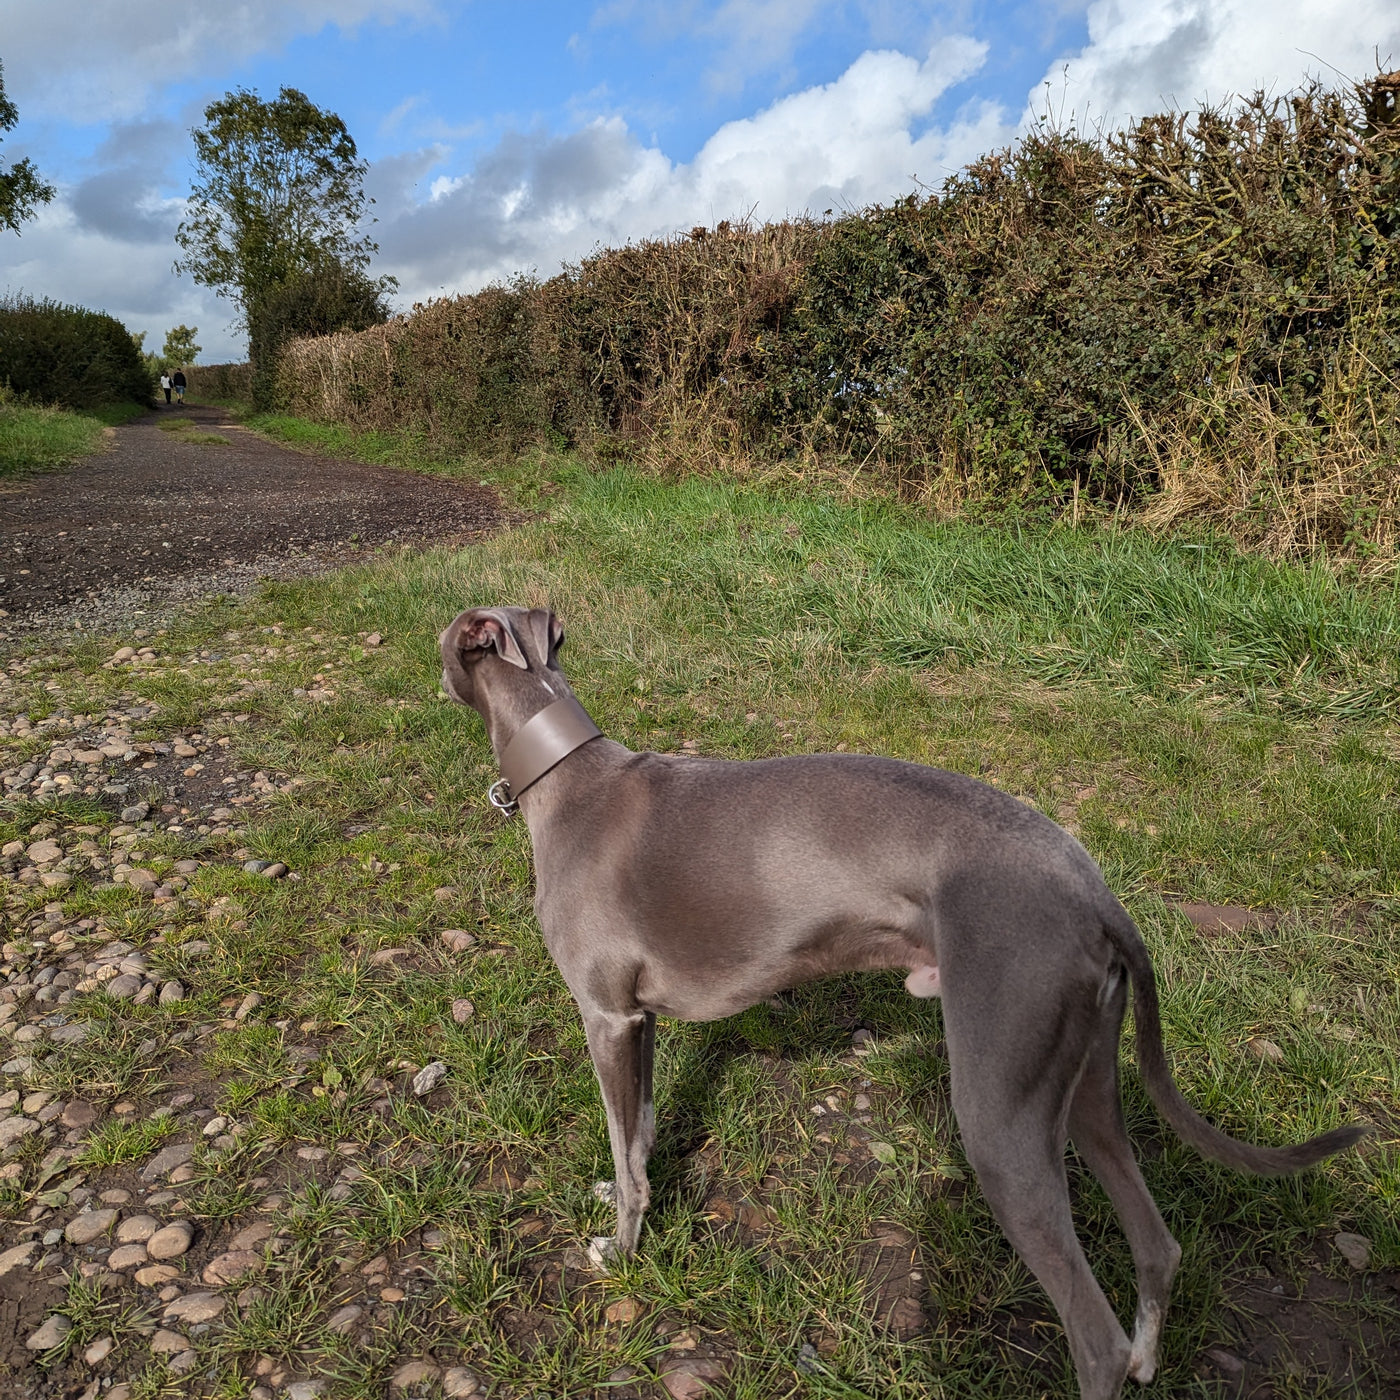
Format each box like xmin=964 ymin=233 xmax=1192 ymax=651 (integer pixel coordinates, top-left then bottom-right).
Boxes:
xmin=440 ymin=604 xmax=1364 ymax=1400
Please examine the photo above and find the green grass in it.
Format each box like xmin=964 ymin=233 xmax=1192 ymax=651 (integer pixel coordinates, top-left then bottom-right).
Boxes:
xmin=246 ymin=411 xmax=499 ymax=484
xmin=156 ymin=416 xmax=230 ymax=445
xmin=0 ymin=399 xmax=147 ymax=478
xmin=3 ymin=435 xmax=1397 ymax=1398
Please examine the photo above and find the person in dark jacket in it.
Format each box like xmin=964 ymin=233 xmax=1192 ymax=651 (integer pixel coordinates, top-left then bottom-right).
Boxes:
xmin=172 ymin=368 xmax=187 ymax=405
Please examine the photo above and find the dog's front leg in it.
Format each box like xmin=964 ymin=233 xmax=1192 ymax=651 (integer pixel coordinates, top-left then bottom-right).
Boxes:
xmin=582 ymin=1008 xmax=656 ymax=1267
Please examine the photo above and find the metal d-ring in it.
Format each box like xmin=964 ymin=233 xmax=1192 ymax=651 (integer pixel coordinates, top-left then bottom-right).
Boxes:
xmin=487 ymin=778 xmax=518 ymax=816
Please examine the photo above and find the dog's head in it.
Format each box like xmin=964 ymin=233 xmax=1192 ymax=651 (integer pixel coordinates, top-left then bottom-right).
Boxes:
xmin=439 ymin=605 xmax=566 ymax=709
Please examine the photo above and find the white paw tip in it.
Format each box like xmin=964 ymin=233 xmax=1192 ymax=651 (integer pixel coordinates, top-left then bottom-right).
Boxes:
xmin=587 ymin=1235 xmax=618 ymax=1270
xmin=591 ymin=1179 xmax=617 ymax=1204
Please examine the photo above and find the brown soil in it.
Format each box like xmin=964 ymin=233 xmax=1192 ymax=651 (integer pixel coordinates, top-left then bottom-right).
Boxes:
xmin=0 ymin=404 xmax=500 ymax=634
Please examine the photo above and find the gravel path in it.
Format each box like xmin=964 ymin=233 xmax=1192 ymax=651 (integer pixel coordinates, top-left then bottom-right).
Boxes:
xmin=0 ymin=404 xmax=500 ymax=636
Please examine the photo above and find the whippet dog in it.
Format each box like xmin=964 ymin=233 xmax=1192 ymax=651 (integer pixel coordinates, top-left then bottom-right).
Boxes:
xmin=440 ymin=604 xmax=1364 ymax=1400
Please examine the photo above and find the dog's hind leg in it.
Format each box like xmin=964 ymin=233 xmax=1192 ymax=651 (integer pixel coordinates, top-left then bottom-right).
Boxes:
xmin=1067 ymin=971 xmax=1180 ymax=1384
xmin=943 ymin=957 xmax=1132 ymax=1400
xmin=582 ymin=1009 xmax=657 ymax=1264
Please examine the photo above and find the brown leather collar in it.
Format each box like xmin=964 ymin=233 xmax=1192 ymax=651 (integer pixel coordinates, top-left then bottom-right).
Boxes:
xmin=488 ymin=695 xmax=601 ymax=815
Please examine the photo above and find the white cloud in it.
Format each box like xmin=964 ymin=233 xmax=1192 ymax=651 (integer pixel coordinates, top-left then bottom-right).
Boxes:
xmin=2 ymin=200 xmax=243 ymax=361
xmin=1 ymin=0 xmax=441 ymax=124
xmin=374 ymin=38 xmax=1008 ymax=303
xmin=1036 ymin=0 xmax=1400 ymax=134
xmin=698 ymin=0 xmax=832 ymax=94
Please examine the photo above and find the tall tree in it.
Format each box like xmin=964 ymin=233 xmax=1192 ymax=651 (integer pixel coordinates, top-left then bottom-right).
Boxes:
xmin=0 ymin=59 xmax=55 ymax=234
xmin=162 ymin=324 xmax=201 ymax=365
xmin=174 ymin=86 xmax=389 ymax=393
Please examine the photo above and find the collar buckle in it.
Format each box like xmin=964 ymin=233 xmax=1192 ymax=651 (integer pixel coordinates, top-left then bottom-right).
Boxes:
xmin=487 ymin=778 xmax=519 ymax=816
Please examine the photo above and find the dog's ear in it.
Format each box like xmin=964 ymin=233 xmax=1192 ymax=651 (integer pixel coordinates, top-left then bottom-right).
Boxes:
xmin=527 ymin=608 xmax=565 ymax=665
xmin=446 ymin=608 xmax=529 ymax=669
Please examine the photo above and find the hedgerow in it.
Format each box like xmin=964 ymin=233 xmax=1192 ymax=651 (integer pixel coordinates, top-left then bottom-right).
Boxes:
xmin=0 ymin=295 xmax=153 ymax=409
xmin=277 ymin=71 xmax=1400 ymax=565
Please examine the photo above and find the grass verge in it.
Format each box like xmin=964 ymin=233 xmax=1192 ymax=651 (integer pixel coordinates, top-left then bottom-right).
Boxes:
xmin=0 ymin=442 xmax=1395 ymax=1398
xmin=0 ymin=400 xmax=148 ymax=480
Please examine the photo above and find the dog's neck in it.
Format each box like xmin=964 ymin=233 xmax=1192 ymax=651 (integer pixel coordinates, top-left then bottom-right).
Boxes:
xmin=473 ymin=672 xmax=569 ymax=764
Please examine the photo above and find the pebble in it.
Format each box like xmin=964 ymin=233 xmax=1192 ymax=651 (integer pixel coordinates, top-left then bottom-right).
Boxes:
xmin=0 ymin=1117 xmax=39 ymax=1150
xmin=107 ymin=1244 xmax=148 ymax=1269
xmin=164 ymin=1290 xmax=225 ymax=1324
xmin=146 ymin=1220 xmax=195 ymax=1260
xmin=61 ymin=1101 xmax=98 ymax=1130
xmin=411 ymin=1061 xmax=448 ymax=1096
xmin=390 ymin=1361 xmax=440 ymax=1389
xmin=25 ymin=1313 xmax=73 ymax=1350
xmin=203 ymin=1250 xmax=261 ymax=1285
xmin=135 ymin=1263 xmax=180 ymax=1286
xmin=326 ymin=1304 xmax=363 ymax=1334
xmin=442 ymin=1367 xmax=482 ymax=1398
xmin=231 ymin=1220 xmax=274 ymax=1250
xmin=1335 ymin=1232 xmax=1372 ymax=1270
xmin=606 ymin=1297 xmax=642 ymax=1324
xmin=149 ymin=1328 xmax=189 ymax=1354
xmin=64 ymin=1208 xmax=119 ymax=1245
xmin=83 ymin=1334 xmax=115 ymax=1364
xmin=660 ymin=1358 xmax=729 ymax=1400
xmin=285 ymin=1383 xmax=326 ymax=1400
xmin=115 ymin=1214 xmax=161 ymax=1243
xmin=0 ymin=1241 xmax=37 ymax=1277
xmin=105 ymin=974 xmax=143 ymax=1000
xmin=440 ymin=929 xmax=476 ymax=953
xmin=140 ymin=1142 xmax=194 ymax=1182
xmin=451 ymin=998 xmax=475 ymax=1023
xmin=379 ymin=1285 xmax=406 ymax=1303
xmin=159 ymin=980 xmax=186 ymax=1006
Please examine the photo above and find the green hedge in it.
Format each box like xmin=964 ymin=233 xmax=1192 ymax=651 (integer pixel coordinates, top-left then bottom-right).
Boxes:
xmin=0 ymin=295 xmax=153 ymax=409
xmin=277 ymin=73 xmax=1400 ymax=561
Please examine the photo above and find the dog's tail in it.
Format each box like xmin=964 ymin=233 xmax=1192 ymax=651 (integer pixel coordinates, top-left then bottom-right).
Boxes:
xmin=1101 ymin=897 xmax=1367 ymax=1175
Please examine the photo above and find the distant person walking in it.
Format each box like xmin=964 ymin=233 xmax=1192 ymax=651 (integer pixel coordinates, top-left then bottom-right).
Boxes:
xmin=172 ymin=368 xmax=186 ymax=405
xmin=159 ymin=371 xmax=171 ymax=406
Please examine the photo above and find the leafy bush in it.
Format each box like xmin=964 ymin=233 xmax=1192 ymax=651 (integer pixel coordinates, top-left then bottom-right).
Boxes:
xmin=0 ymin=295 xmax=153 ymax=408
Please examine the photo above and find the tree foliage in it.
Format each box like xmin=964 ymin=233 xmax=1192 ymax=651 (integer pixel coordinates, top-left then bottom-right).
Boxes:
xmin=162 ymin=324 xmax=201 ymax=365
xmin=247 ymin=256 xmax=390 ymax=406
xmin=174 ymin=86 xmax=392 ymax=402
xmin=0 ymin=59 xmax=55 ymax=234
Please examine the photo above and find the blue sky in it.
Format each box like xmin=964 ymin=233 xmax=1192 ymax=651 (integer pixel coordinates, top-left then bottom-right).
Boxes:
xmin=2 ymin=1 xmax=1396 ymax=361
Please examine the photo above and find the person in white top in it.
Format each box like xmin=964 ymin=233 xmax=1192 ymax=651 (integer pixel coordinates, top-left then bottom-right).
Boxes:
xmin=159 ymin=372 xmax=171 ymax=406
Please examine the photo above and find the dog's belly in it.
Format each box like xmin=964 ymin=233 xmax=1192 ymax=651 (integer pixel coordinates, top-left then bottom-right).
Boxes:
xmin=631 ymin=930 xmax=938 ymax=1022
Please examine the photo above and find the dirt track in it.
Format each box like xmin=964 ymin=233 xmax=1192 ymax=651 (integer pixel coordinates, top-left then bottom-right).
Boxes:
xmin=0 ymin=404 xmax=500 ymax=635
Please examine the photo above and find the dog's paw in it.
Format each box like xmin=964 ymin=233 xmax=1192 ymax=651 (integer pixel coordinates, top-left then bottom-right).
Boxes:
xmin=591 ymin=1179 xmax=617 ymax=1204
xmin=587 ymin=1235 xmax=619 ymax=1271
xmin=1127 ymin=1345 xmax=1157 ymax=1385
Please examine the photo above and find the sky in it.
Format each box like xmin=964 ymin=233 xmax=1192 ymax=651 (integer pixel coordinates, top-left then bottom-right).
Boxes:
xmin=2 ymin=1 xmax=1397 ymax=363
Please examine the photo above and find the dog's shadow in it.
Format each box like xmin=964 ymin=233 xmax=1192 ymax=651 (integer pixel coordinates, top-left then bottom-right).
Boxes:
xmin=646 ymin=971 xmax=948 ymax=1194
